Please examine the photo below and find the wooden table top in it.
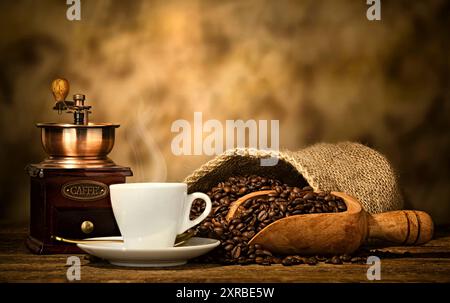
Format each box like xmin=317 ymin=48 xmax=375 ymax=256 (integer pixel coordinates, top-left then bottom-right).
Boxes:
xmin=1 ymin=225 xmax=450 ymax=283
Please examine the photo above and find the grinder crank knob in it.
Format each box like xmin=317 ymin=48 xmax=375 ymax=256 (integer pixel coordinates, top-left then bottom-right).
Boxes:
xmin=51 ymin=78 xmax=70 ymax=102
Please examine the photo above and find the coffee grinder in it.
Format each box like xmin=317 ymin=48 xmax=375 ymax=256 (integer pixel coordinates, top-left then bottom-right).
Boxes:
xmin=26 ymin=78 xmax=133 ymax=254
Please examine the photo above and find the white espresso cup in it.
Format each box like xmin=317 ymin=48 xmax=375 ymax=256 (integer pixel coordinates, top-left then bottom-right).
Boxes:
xmin=109 ymin=183 xmax=212 ymax=249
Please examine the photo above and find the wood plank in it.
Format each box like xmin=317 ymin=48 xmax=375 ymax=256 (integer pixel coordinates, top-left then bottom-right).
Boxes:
xmin=1 ymin=258 xmax=449 ymax=283
xmin=1 ymin=226 xmax=450 ymax=283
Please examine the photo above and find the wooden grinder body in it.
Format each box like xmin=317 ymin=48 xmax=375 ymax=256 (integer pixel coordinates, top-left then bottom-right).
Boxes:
xmin=26 ymin=165 xmax=132 ymax=254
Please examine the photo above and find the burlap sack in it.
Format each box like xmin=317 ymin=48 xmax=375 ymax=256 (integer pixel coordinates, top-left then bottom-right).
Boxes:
xmin=184 ymin=142 xmax=403 ymax=214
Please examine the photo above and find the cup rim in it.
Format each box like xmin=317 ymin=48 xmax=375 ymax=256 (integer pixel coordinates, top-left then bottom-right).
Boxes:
xmin=110 ymin=182 xmax=187 ymax=189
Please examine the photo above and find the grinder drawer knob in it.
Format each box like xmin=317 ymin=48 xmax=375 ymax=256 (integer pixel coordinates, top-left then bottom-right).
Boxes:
xmin=81 ymin=221 xmax=94 ymax=234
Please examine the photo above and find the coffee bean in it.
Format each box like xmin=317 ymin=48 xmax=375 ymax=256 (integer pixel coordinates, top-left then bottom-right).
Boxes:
xmin=303 ymin=193 xmax=314 ymax=200
xmin=315 ymin=255 xmax=326 ymax=262
xmin=269 ymin=257 xmax=279 ymax=264
xmin=231 ymin=229 xmax=241 ymax=236
xmin=324 ymin=195 xmax=334 ymax=201
xmin=239 ymin=187 xmax=248 ymax=195
xmin=213 ymin=227 xmax=224 ymax=236
xmin=224 ymin=244 xmax=234 ymax=251
xmin=306 ymin=257 xmax=318 ymax=265
xmin=230 ymin=218 xmax=241 ymax=225
xmin=331 ymin=256 xmax=342 ymax=264
xmin=337 ymin=201 xmax=346 ymax=210
xmin=231 ymin=246 xmax=241 ymax=259
xmin=257 ymin=210 xmax=268 ymax=221
xmin=341 ymin=254 xmax=352 ymax=262
xmin=236 ymin=223 xmax=244 ymax=231
xmin=261 ymin=259 xmax=272 ymax=266
xmin=292 ymin=256 xmax=304 ymax=264
xmin=255 ymin=249 xmax=265 ymax=256
xmin=198 ymin=225 xmax=208 ymax=232
xmin=261 ymin=250 xmax=273 ymax=257
xmin=282 ymin=256 xmax=293 ymax=266
xmin=291 ymin=199 xmax=302 ymax=206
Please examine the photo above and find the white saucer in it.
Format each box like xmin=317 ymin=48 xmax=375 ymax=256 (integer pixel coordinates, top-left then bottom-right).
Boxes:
xmin=77 ymin=236 xmax=220 ymax=267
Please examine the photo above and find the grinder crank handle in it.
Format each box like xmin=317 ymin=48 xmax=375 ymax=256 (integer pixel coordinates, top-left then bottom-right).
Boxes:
xmin=366 ymin=210 xmax=434 ymax=245
xmin=51 ymin=78 xmax=70 ymax=102
xmin=51 ymin=78 xmax=75 ymax=111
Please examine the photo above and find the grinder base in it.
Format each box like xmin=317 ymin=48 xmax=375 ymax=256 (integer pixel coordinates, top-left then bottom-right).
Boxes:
xmin=26 ymin=164 xmax=132 ymax=254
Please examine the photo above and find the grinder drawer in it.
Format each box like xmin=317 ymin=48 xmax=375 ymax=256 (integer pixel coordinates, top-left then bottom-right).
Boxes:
xmin=53 ymin=208 xmax=121 ymax=239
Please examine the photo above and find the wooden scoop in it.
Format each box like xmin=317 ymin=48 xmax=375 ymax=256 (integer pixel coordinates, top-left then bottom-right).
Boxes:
xmin=227 ymin=191 xmax=434 ymax=255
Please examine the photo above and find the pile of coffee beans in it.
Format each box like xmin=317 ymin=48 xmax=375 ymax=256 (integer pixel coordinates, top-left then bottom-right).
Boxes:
xmin=190 ymin=175 xmax=367 ymax=266
xmin=232 ymin=188 xmax=347 ymax=234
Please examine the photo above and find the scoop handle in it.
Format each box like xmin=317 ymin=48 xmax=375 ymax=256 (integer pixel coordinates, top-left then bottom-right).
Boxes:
xmin=366 ymin=210 xmax=434 ymax=245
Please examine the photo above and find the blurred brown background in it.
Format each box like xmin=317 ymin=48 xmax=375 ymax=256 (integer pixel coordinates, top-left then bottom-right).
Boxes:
xmin=0 ymin=0 xmax=449 ymax=224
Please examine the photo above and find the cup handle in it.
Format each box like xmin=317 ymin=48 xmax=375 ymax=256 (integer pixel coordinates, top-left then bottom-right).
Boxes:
xmin=178 ymin=192 xmax=212 ymax=235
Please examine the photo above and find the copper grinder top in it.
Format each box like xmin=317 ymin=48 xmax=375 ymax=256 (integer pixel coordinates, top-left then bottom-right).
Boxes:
xmin=36 ymin=78 xmax=120 ymax=168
